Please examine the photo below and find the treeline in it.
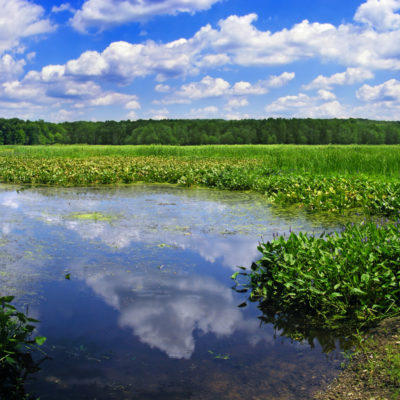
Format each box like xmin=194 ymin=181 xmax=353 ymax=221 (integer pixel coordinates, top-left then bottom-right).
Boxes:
xmin=1 ymin=117 xmax=400 ymax=145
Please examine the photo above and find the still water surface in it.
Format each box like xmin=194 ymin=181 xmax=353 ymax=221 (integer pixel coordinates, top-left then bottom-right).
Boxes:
xmin=0 ymin=184 xmax=344 ymax=399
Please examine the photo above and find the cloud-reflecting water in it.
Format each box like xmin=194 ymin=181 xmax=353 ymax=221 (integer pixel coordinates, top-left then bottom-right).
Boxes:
xmin=0 ymin=184 xmax=342 ymax=399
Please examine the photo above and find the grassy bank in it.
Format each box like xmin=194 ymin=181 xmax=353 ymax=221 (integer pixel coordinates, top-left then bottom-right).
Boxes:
xmin=1 ymin=145 xmax=400 ymax=217
xmin=315 ymin=317 xmax=400 ymax=400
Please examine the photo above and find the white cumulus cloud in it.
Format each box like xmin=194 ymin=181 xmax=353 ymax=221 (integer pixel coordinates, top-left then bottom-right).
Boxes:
xmin=0 ymin=0 xmax=55 ymax=55
xmin=317 ymin=89 xmax=337 ymax=101
xmin=356 ymin=78 xmax=400 ymax=102
xmin=90 ymin=93 xmax=140 ymax=108
xmin=0 ymin=63 xmax=141 ymax=121
xmin=65 ymin=39 xmax=198 ymax=83
xmin=265 ymin=91 xmax=348 ymax=118
xmin=189 ymin=106 xmax=219 ymax=117
xmin=175 ymin=76 xmax=230 ymax=100
xmin=303 ymin=68 xmax=374 ymax=90
xmin=355 ymin=0 xmax=400 ymax=31
xmin=225 ymin=97 xmax=248 ymax=110
xmin=0 ymin=55 xmax=26 ymax=82
xmin=45 ymin=11 xmax=400 ymax=91
xmin=162 ymin=72 xmax=295 ymax=104
xmin=3 ymin=1 xmax=400 ymax=121
xmin=266 ymin=72 xmax=296 ymax=88
xmin=225 ymin=112 xmax=250 ymax=120
xmin=52 ymin=3 xmax=75 ymax=13
xmin=148 ymin=108 xmax=169 ymax=120
xmin=50 ymin=109 xmax=83 ymax=122
xmin=70 ymin=0 xmax=222 ymax=32
xmin=198 ymin=13 xmax=400 ymax=70
xmin=155 ymin=84 xmax=171 ymax=93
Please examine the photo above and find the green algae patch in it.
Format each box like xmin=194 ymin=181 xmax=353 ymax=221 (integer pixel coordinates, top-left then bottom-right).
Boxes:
xmin=68 ymin=212 xmax=117 ymax=222
xmin=157 ymin=243 xmax=175 ymax=249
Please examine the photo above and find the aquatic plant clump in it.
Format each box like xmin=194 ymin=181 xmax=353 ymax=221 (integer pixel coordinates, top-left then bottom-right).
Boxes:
xmin=0 ymin=296 xmax=46 ymax=399
xmin=233 ymin=221 xmax=400 ymax=330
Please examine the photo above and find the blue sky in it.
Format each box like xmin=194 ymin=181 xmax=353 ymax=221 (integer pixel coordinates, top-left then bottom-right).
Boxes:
xmin=0 ymin=0 xmax=399 ymax=121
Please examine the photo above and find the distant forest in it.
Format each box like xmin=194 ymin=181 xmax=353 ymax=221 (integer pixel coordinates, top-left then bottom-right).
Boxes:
xmin=1 ymin=117 xmax=400 ymax=145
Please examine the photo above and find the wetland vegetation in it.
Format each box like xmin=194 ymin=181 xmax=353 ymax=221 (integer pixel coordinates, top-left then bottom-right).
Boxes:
xmin=1 ymin=144 xmax=400 ymax=218
xmin=0 ymin=143 xmax=399 ymax=399
xmin=232 ymin=221 xmax=400 ymax=344
xmin=0 ymin=296 xmax=46 ymax=399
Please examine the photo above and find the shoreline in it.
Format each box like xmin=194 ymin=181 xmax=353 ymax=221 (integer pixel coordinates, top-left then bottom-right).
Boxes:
xmin=315 ymin=317 xmax=400 ymax=400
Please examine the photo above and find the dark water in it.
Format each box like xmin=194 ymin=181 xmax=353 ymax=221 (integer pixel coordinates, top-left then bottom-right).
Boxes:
xmin=0 ymin=184 xmax=345 ymax=399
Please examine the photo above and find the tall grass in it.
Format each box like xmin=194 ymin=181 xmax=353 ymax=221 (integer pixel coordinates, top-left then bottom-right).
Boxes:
xmin=2 ymin=145 xmax=400 ymax=178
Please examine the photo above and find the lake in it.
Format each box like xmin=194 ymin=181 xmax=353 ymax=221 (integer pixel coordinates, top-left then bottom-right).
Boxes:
xmin=0 ymin=184 xmax=345 ymax=399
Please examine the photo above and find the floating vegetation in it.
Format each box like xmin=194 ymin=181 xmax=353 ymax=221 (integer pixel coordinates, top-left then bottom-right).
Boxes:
xmin=232 ymin=220 xmax=400 ymax=351
xmin=157 ymin=243 xmax=174 ymax=248
xmin=67 ymin=212 xmax=116 ymax=222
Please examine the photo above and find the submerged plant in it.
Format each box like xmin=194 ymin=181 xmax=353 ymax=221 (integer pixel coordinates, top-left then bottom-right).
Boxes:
xmin=232 ymin=221 xmax=400 ymax=350
xmin=0 ymin=296 xmax=47 ymax=399
xmin=208 ymin=350 xmax=230 ymax=360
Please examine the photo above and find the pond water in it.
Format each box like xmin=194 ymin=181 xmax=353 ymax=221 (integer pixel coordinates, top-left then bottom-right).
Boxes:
xmin=0 ymin=184 xmax=345 ymax=400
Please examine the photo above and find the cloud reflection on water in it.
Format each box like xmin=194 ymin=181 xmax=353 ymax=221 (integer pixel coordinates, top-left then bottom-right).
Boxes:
xmin=0 ymin=185 xmax=294 ymax=359
xmin=0 ymin=186 xmax=287 ymax=269
xmin=83 ymin=269 xmax=273 ymax=359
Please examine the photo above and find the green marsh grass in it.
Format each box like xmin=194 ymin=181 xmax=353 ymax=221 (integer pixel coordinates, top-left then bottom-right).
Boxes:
xmin=3 ymin=144 xmax=400 ymax=178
